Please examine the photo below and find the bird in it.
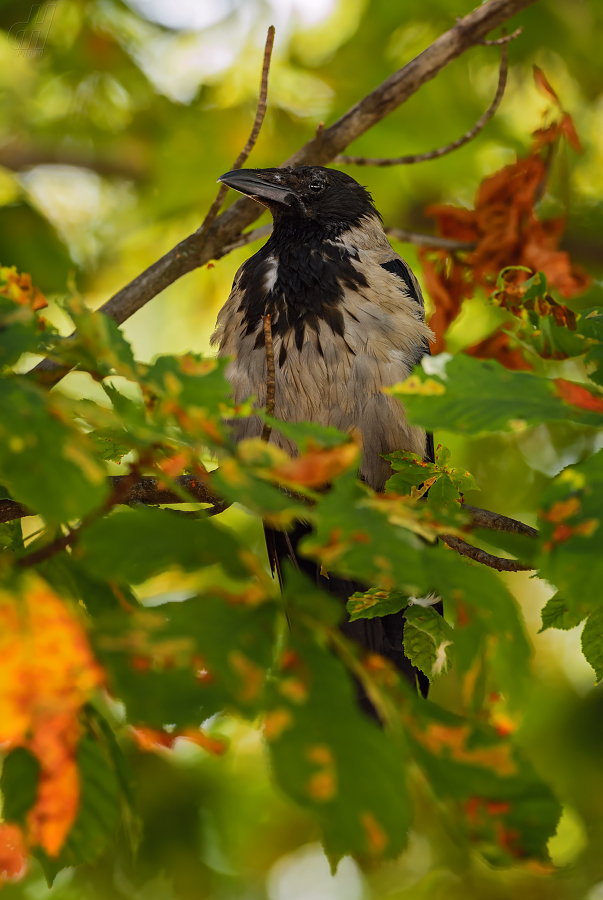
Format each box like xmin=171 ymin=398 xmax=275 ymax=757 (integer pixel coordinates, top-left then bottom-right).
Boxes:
xmin=211 ymin=165 xmax=437 ymax=704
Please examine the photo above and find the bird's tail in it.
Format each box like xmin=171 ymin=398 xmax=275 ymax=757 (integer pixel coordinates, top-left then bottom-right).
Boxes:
xmin=265 ymin=519 xmax=432 ymax=715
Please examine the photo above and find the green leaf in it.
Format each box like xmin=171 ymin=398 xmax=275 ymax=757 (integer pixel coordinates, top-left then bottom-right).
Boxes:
xmin=0 ymin=380 xmax=108 ymax=523
xmin=385 ymin=447 xmax=478 ymax=505
xmin=303 ymin=470 xmax=424 ymax=592
xmin=579 ymin=308 xmax=603 ymax=385
xmin=283 ymin=564 xmax=342 ymax=627
xmin=144 ymin=354 xmax=231 ymax=417
xmin=95 ymin=594 xmax=276 ymax=725
xmin=403 ymin=604 xmax=453 ymax=680
xmin=426 ymin=546 xmax=531 ymax=705
xmin=536 ymin=450 xmax=603 ymax=617
xmin=36 ymin=735 xmax=120 ymax=886
xmin=581 ymin=607 xmax=603 ymax=683
xmin=266 ymin=636 xmax=411 ymax=865
xmin=539 ymin=593 xmax=589 ymax=633
xmin=0 ymin=748 xmax=40 ymax=824
xmin=392 ymin=355 xmax=603 ymax=434
xmin=50 ymin=295 xmax=138 ymax=381
xmin=79 ymin=506 xmax=248 ymax=584
xmin=346 ymin=587 xmax=409 ymax=622
xmin=406 ymin=701 xmax=561 ymax=864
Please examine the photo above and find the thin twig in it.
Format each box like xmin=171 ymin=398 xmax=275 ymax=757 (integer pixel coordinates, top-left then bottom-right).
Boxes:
xmin=261 ymin=313 xmax=276 ymax=442
xmin=313 ymin=121 xmax=325 ymax=153
xmin=386 ymin=226 xmax=476 ymax=251
xmin=479 ymin=25 xmax=523 ymax=44
xmin=334 ymin=39 xmax=511 ymax=167
xmin=215 ymin=223 xmax=273 ymax=259
xmin=28 ymin=0 xmax=537 ymax=388
xmin=440 ymin=532 xmax=535 ymax=572
xmin=192 ymin=25 xmax=276 ymax=248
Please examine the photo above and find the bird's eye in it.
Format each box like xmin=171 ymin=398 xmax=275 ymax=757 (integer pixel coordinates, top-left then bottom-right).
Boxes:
xmin=309 ymin=182 xmax=324 ymax=192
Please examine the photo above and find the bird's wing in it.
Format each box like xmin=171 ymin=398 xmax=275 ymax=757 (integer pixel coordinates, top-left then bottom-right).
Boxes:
xmin=379 ymin=255 xmax=435 ymax=464
xmin=379 ymin=255 xmax=425 ymax=311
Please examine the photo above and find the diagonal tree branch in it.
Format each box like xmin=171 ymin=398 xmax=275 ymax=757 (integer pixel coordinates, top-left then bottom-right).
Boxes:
xmin=334 ymin=37 xmax=512 ymax=167
xmin=440 ymin=532 xmax=535 ymax=571
xmin=385 ymin=226 xmax=476 ymax=251
xmin=29 ymin=0 xmax=538 ymax=389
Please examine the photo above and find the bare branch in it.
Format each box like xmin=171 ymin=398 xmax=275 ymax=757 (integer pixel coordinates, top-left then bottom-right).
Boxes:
xmin=215 ymin=223 xmax=273 ymax=259
xmin=335 ymin=39 xmax=511 ymax=167
xmin=463 ymin=503 xmax=538 ymax=537
xmin=1 ymin=474 xmax=224 ymax=526
xmin=0 ymin=140 xmax=147 ymax=180
xmin=440 ymin=533 xmax=535 ymax=571
xmin=261 ymin=313 xmax=276 ymax=442
xmin=28 ymin=0 xmax=537 ymax=388
xmin=385 ymin=226 xmax=476 ymax=251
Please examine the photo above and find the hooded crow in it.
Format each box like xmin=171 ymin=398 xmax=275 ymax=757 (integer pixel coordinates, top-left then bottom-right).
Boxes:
xmin=211 ymin=165 xmax=437 ymax=702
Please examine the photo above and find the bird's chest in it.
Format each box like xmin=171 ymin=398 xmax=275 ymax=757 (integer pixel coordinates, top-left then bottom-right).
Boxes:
xmin=224 ymin=248 xmax=417 ymax=425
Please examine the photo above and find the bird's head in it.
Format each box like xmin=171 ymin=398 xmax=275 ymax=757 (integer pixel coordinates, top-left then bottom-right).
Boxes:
xmin=217 ymin=166 xmax=378 ymax=233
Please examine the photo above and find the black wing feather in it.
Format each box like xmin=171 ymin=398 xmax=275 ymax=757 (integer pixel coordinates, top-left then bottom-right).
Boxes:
xmin=380 ymin=259 xmax=435 ymax=464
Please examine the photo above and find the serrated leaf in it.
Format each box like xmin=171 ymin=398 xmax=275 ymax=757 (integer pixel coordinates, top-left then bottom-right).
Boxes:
xmin=391 ymin=355 xmax=603 ymax=434
xmin=35 ymin=735 xmax=120 ymax=886
xmin=266 ymin=637 xmax=410 ymax=864
xmin=347 ymin=588 xmax=408 ymax=622
xmin=539 ymin=594 xmax=589 ymax=633
xmin=50 ymin=296 xmax=138 ymax=381
xmin=581 ymin=607 xmax=603 ymax=683
xmin=407 ymin=701 xmax=561 ymax=863
xmin=403 ymin=605 xmax=453 ymax=680
xmin=426 ymin=546 xmax=530 ymax=705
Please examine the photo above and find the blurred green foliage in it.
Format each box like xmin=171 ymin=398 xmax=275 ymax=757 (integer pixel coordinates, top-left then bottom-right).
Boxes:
xmin=1 ymin=1 xmax=603 ymax=899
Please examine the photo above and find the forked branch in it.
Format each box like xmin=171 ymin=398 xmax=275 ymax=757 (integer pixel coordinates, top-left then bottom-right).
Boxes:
xmin=195 ymin=26 xmax=275 ymax=248
xmin=335 ymin=38 xmax=512 ymax=167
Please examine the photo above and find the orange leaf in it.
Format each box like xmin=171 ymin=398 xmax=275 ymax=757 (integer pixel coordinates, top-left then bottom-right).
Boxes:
xmin=159 ymin=450 xmax=190 ymax=479
xmin=0 ymin=824 xmax=28 ymax=884
xmin=130 ymin=725 xmax=227 ymax=755
xmin=555 ymin=379 xmax=603 ymax=414
xmin=533 ymin=65 xmax=560 ymax=105
xmin=559 ymin=112 xmax=583 ymax=154
xmin=0 ymin=575 xmax=104 ymax=857
xmin=466 ymin=331 xmax=532 ymax=371
xmin=271 ymin=443 xmax=358 ymax=488
xmin=0 ymin=266 xmax=47 ymax=311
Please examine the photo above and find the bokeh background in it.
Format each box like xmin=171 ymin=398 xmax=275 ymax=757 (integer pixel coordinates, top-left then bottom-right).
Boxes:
xmin=1 ymin=0 xmax=603 ymax=897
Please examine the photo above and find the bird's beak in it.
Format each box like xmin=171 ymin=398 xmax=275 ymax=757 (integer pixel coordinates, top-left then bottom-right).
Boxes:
xmin=217 ymin=169 xmax=296 ymax=207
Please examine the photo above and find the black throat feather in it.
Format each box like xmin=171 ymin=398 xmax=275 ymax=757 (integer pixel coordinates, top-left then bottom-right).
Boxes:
xmin=237 ymin=213 xmax=376 ymax=359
